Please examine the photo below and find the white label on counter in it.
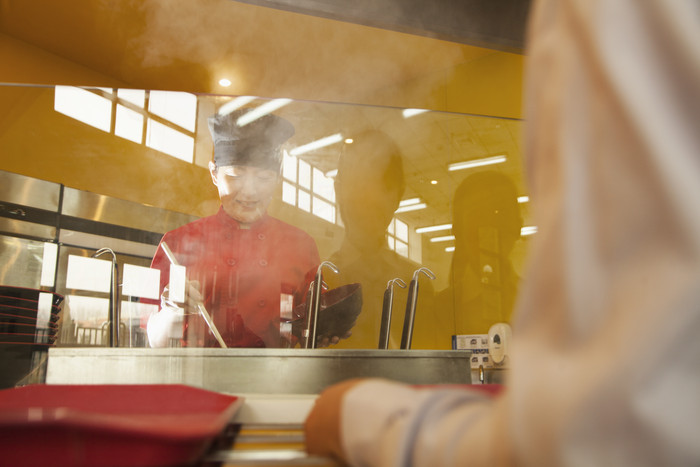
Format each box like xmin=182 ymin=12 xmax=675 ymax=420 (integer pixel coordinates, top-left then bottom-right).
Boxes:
xmin=66 ymin=255 xmax=112 ymax=293
xmin=123 ymin=263 xmax=161 ymax=300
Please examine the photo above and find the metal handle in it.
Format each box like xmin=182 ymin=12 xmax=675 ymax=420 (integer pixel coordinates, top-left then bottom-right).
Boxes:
xmin=400 ymin=267 xmax=435 ymax=350
xmin=93 ymin=248 xmax=120 ymax=348
xmin=305 ymin=261 xmax=339 ymax=348
xmin=378 ymin=278 xmax=406 ymax=349
xmin=160 ymin=242 xmax=227 ymax=349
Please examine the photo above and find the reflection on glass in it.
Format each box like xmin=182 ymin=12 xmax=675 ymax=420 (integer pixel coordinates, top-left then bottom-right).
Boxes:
xmin=325 ymin=129 xmax=437 ymax=349
xmin=146 ymin=119 xmax=195 ymax=163
xmin=1 ymin=83 xmax=530 ymax=353
xmin=148 ymin=90 xmax=197 ymax=132
xmin=435 ymin=171 xmax=523 ymax=336
xmin=115 ymin=104 xmax=144 ymax=144
xmin=54 ymin=86 xmax=111 ymax=133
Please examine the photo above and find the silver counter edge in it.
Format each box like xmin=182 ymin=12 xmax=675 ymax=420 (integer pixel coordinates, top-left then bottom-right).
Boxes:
xmin=46 ymin=348 xmax=472 ymax=395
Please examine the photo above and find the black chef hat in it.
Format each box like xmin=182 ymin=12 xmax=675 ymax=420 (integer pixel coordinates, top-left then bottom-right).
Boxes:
xmin=208 ymin=109 xmax=295 ymax=171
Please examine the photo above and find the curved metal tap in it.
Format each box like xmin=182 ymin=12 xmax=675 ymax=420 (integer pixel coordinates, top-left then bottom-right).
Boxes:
xmin=92 ymin=248 xmax=120 ymax=347
xmin=400 ymin=267 xmax=436 ymax=349
xmin=305 ymin=261 xmax=339 ymax=348
xmin=378 ymin=278 xmax=407 ymax=349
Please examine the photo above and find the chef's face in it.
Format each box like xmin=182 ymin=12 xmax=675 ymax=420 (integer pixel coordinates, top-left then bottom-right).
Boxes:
xmin=210 ymin=162 xmax=279 ymax=224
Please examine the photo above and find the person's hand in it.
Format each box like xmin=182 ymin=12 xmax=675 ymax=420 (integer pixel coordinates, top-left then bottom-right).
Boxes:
xmin=316 ymin=330 xmax=352 ymax=348
xmin=304 ymin=378 xmax=365 ymax=461
xmin=146 ymin=306 xmax=182 ymax=348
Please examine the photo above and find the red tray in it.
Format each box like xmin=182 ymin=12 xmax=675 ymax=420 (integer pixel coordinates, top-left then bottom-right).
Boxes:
xmin=0 ymin=384 xmax=243 ymax=467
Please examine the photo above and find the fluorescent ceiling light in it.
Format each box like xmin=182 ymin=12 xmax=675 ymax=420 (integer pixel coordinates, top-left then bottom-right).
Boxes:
xmin=445 ymin=246 xmax=455 ymax=252
xmin=395 ymin=203 xmax=427 ymax=213
xmin=430 ymin=235 xmax=455 ymax=243
xmin=517 ymin=195 xmax=530 ymax=203
xmin=399 ymin=198 xmax=421 ymax=207
xmin=521 ymin=226 xmax=538 ymax=236
xmin=402 ymin=108 xmax=429 ymax=118
xmin=218 ymin=96 xmax=257 ymax=116
xmin=448 ymin=155 xmax=507 ymax=171
xmin=237 ymin=98 xmax=292 ymax=126
xmin=290 ymin=133 xmax=343 ymax=156
xmin=415 ymin=223 xmax=452 ymax=234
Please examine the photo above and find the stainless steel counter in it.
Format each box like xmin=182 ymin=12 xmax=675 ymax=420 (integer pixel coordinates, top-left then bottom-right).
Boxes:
xmin=46 ymin=347 xmax=472 ymax=395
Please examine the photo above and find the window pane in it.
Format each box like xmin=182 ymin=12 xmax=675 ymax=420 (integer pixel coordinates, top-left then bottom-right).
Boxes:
xmin=395 ymin=240 xmax=408 ymax=258
xmin=388 ymin=218 xmax=395 ymax=235
xmin=115 ymin=104 xmax=144 ymax=144
xmin=312 ymin=197 xmax=335 ymax=223
xmin=54 ymin=86 xmax=111 ymax=133
xmin=117 ymin=88 xmax=145 ymax=107
xmin=282 ymin=181 xmax=297 ymax=205
xmin=298 ymin=159 xmax=311 ymax=189
xmin=313 ymin=167 xmax=335 ymax=202
xmin=283 ymin=152 xmax=297 ymax=182
xmin=298 ymin=190 xmax=311 ymax=212
xmin=146 ymin=119 xmax=194 ymax=163
xmin=395 ymin=219 xmax=409 ymax=242
xmin=148 ymin=91 xmax=197 ymax=132
xmin=387 ymin=236 xmax=395 ymax=249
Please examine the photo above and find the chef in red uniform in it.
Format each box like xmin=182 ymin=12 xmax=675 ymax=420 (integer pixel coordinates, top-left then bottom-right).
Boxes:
xmin=147 ymin=109 xmax=320 ymax=348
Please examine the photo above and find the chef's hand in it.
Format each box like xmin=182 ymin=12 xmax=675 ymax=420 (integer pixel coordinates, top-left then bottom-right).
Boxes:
xmin=147 ymin=306 xmax=182 ymax=348
xmin=316 ymin=330 xmax=352 ymax=348
xmin=304 ymin=378 xmax=365 ymax=461
xmin=147 ymin=280 xmax=202 ymax=348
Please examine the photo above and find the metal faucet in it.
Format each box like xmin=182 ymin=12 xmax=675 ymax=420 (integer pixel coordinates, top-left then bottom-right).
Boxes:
xmin=378 ymin=278 xmax=406 ymax=349
xmin=304 ymin=261 xmax=339 ymax=349
xmin=92 ymin=248 xmax=120 ymax=347
xmin=400 ymin=267 xmax=436 ymax=349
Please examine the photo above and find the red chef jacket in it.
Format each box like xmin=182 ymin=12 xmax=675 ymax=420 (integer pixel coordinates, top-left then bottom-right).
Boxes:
xmin=150 ymin=207 xmax=320 ymax=348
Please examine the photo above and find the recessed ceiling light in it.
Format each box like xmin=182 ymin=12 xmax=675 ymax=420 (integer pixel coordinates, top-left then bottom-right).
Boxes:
xmin=402 ymin=108 xmax=429 ymax=118
xmin=415 ymin=224 xmax=452 ymax=234
xmin=344 ymin=138 xmax=354 ymax=144
xmin=219 ymin=78 xmax=232 ymax=87
xmin=399 ymin=198 xmax=421 ymax=207
xmin=430 ymin=180 xmax=438 ymax=185
xmin=395 ymin=203 xmax=427 ymax=214
xmin=236 ymin=98 xmax=292 ymax=126
xmin=290 ymin=133 xmax=344 ymax=156
xmin=448 ymin=155 xmax=507 ymax=171
xmin=218 ymin=95 xmax=257 ymax=116
xmin=430 ymin=235 xmax=455 ymax=243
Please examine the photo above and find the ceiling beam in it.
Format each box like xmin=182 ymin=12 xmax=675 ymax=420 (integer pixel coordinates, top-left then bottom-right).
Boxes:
xmin=232 ymin=0 xmax=531 ymax=54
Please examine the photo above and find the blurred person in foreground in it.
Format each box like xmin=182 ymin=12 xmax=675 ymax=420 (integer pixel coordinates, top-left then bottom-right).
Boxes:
xmin=305 ymin=0 xmax=700 ymax=465
xmin=147 ymin=109 xmax=326 ymax=348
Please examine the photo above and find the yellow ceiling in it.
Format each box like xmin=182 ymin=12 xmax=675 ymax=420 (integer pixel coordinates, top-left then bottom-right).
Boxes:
xmin=0 ymin=0 xmax=502 ymax=108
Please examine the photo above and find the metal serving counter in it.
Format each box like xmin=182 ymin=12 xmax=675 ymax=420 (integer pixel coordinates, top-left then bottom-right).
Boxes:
xmin=46 ymin=348 xmax=472 ymax=395
xmin=45 ymin=348 xmax=472 ymax=465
